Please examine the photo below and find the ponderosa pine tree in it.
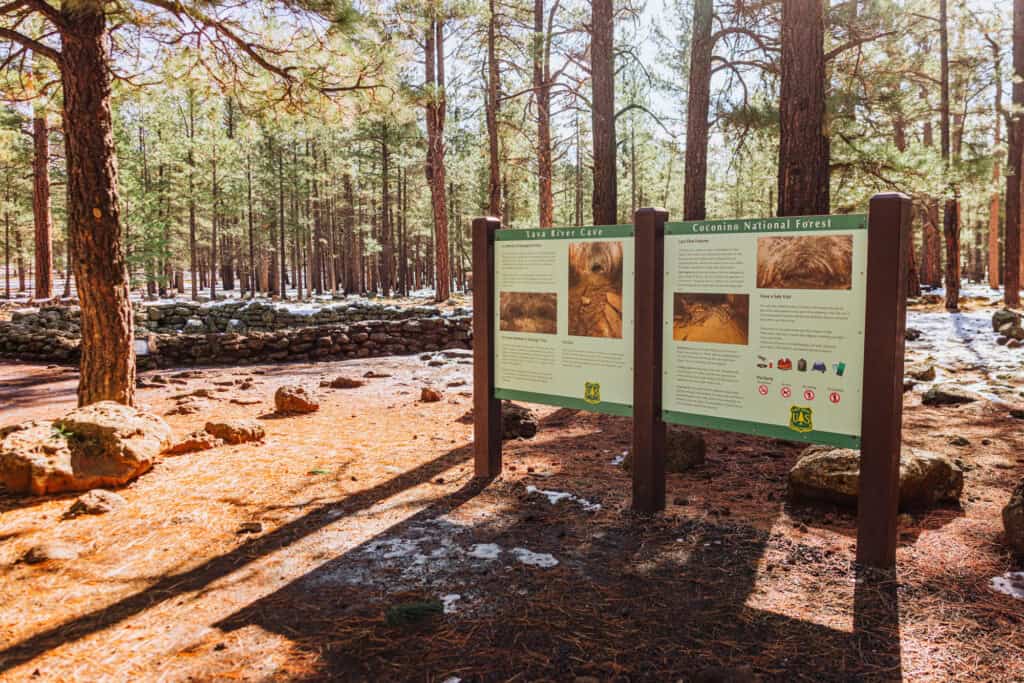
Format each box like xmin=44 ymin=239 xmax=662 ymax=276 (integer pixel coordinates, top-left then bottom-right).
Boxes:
xmin=1007 ymin=0 xmax=1024 ymax=307
xmin=32 ymin=113 xmax=53 ymax=299
xmin=591 ymin=0 xmax=616 ymax=225
xmin=777 ymin=0 xmax=828 ymax=217
xmin=424 ymin=11 xmax=451 ymax=301
xmin=683 ymin=0 xmax=713 ymax=221
xmin=0 ymin=0 xmax=383 ymax=405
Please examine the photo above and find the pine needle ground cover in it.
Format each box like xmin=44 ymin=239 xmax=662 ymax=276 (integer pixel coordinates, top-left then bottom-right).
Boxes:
xmin=0 ymin=316 xmax=1021 ymax=681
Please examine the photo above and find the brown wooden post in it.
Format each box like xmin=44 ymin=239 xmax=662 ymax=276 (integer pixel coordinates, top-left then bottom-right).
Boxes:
xmin=632 ymin=207 xmax=669 ymax=512
xmin=472 ymin=216 xmax=502 ymax=478
xmin=856 ymin=193 xmax=912 ymax=569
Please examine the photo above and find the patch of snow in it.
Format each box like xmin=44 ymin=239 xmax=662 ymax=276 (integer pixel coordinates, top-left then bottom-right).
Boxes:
xmin=441 ymin=593 xmax=462 ymax=614
xmin=526 ymin=485 xmax=601 ymax=512
xmin=906 ymin=308 xmax=1022 ymax=396
xmin=510 ymin=547 xmax=559 ymax=568
xmin=468 ymin=543 xmax=502 ymax=560
xmin=363 ymin=538 xmax=422 ymax=560
xmin=610 ymin=451 xmax=627 ymax=466
xmin=441 ymin=677 xmax=462 ymax=683
xmin=990 ymin=572 xmax=1024 ymax=600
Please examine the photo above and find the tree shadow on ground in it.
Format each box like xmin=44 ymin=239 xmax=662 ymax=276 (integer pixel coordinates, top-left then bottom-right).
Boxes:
xmin=213 ymin=437 xmax=904 ymax=681
xmin=0 ymin=441 xmax=476 ymax=673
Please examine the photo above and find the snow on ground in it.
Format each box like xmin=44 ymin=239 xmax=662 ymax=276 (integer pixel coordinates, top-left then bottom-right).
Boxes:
xmin=905 ymin=307 xmax=1023 ymax=400
xmin=509 ymin=548 xmax=559 ymax=568
xmin=525 ymin=485 xmax=602 ymax=512
xmin=990 ymin=572 xmax=1024 ymax=600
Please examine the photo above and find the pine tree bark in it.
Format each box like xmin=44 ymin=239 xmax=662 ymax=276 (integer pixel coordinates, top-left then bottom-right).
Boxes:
xmin=210 ymin=155 xmax=218 ymax=299
xmin=1007 ymin=0 xmax=1024 ymax=307
xmin=278 ymin=146 xmax=288 ymax=296
xmin=343 ymin=172 xmax=359 ymax=294
xmin=485 ymin=0 xmax=502 ymax=217
xmin=777 ymin=0 xmax=829 ymax=217
xmin=939 ymin=0 xmax=960 ymax=311
xmin=590 ymin=0 xmax=617 ymax=225
xmin=683 ymin=0 xmax=713 ymax=220
xmin=425 ymin=16 xmax=451 ymax=301
xmin=535 ymin=0 xmax=554 ymax=226
xmin=380 ymin=127 xmax=393 ymax=296
xmin=59 ymin=2 xmax=135 ymax=406
xmin=989 ymin=37 xmax=1002 ymax=289
xmin=32 ymin=115 xmax=54 ymax=299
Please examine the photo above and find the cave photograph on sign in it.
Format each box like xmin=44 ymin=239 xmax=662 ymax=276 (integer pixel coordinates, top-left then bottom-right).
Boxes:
xmin=672 ymin=293 xmax=750 ymax=345
xmin=756 ymin=234 xmax=853 ymax=290
xmin=568 ymin=241 xmax=624 ymax=338
xmin=499 ymin=292 xmax=558 ymax=334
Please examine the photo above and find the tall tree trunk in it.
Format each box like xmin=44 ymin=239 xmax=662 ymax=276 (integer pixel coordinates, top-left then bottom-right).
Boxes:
xmin=590 ymin=0 xmax=617 ymax=225
xmin=535 ymin=0 xmax=554 ymax=226
xmin=381 ymin=127 xmax=393 ymax=296
xmin=425 ymin=16 xmax=451 ymax=301
xmin=343 ymin=172 xmax=359 ymax=293
xmin=32 ymin=115 xmax=54 ymax=299
xmin=485 ymin=0 xmax=502 ymax=217
xmin=210 ymin=155 xmax=218 ymax=299
xmin=3 ymin=211 xmax=9 ymax=299
xmin=939 ymin=0 xmax=960 ymax=311
xmin=16 ymin=231 xmax=24 ymax=292
xmin=1007 ymin=0 xmax=1024 ymax=307
xmin=60 ymin=2 xmax=135 ymax=406
xmin=777 ymin=0 xmax=829 ymax=216
xmin=187 ymin=90 xmax=198 ymax=301
xmin=574 ymin=111 xmax=582 ymax=226
xmin=247 ymin=154 xmax=256 ymax=298
xmin=683 ymin=0 xmax=713 ymax=220
xmin=278 ymin=146 xmax=288 ymax=296
xmin=989 ymin=39 xmax=1003 ymax=290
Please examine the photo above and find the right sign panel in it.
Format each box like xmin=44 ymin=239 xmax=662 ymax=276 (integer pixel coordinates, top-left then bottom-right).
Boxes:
xmin=662 ymin=214 xmax=868 ymax=448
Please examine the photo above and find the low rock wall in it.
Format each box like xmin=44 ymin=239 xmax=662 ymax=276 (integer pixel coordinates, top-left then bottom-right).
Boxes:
xmin=0 ymin=315 xmax=472 ymax=368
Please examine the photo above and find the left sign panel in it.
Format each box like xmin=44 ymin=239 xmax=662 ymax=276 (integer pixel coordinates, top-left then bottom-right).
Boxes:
xmin=493 ymin=226 xmax=635 ymax=416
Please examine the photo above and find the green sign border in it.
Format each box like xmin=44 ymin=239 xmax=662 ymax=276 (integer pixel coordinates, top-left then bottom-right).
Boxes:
xmin=662 ymin=410 xmax=860 ymax=449
xmin=666 ymin=213 xmax=866 ymax=235
xmin=494 ymin=388 xmax=633 ymax=417
xmin=495 ymin=225 xmax=634 ymax=241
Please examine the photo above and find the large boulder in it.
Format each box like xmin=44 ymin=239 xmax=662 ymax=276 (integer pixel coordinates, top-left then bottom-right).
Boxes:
xmin=502 ymin=402 xmax=539 ymax=440
xmin=993 ymin=308 xmax=1021 ymax=333
xmin=0 ymin=402 xmax=171 ymax=495
xmin=623 ymin=427 xmax=706 ymax=473
xmin=65 ymin=489 xmax=126 ymax=517
xmin=788 ymin=445 xmax=963 ymax=509
xmin=204 ymin=419 xmax=265 ymax=445
xmin=1004 ymin=481 xmax=1024 ymax=555
xmin=274 ymin=385 xmax=320 ymax=414
xmin=922 ymin=384 xmax=980 ymax=406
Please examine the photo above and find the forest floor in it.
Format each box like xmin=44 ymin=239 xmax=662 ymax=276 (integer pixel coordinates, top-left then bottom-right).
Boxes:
xmin=0 ymin=294 xmax=1023 ymax=682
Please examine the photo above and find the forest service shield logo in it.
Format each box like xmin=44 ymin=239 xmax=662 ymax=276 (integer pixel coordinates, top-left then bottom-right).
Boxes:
xmin=584 ymin=382 xmax=601 ymax=405
xmin=789 ymin=405 xmax=813 ymax=433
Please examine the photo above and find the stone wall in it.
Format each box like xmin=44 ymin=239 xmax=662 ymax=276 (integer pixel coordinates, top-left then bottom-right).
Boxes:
xmin=0 ymin=313 xmax=472 ymax=368
xmin=8 ymin=299 xmax=468 ymax=336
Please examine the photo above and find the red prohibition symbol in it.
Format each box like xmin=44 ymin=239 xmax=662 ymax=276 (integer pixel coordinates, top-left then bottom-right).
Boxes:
xmin=829 ymin=391 xmax=841 ymax=404
xmin=758 ymin=384 xmax=769 ymax=396
xmin=804 ymin=389 xmax=816 ymax=401
xmin=780 ymin=386 xmax=792 ymax=399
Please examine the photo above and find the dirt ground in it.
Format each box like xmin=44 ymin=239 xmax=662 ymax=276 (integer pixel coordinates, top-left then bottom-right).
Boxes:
xmin=0 ymin=320 xmax=1022 ymax=681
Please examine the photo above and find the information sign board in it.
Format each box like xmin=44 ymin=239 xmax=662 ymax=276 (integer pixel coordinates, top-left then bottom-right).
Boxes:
xmin=661 ymin=214 xmax=868 ymax=447
xmin=493 ymin=226 xmax=634 ymax=415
